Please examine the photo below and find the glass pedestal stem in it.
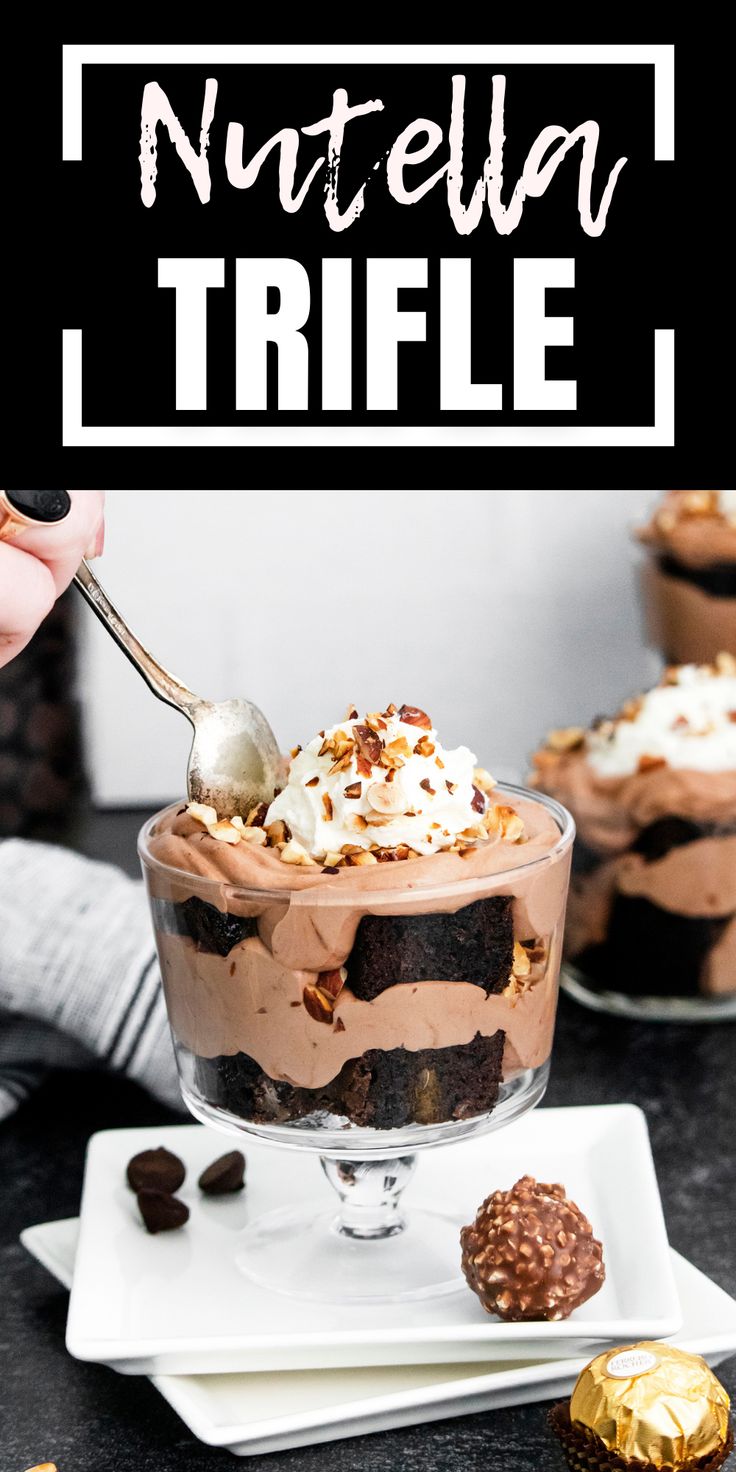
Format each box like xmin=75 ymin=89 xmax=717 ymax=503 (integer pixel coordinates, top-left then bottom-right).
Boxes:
xmin=322 ymin=1156 xmax=416 ymax=1240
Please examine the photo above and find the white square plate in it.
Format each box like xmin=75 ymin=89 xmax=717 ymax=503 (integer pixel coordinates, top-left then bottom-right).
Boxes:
xmin=23 ymin=1224 xmax=733 ymax=1460
xmin=64 ymin=1106 xmax=681 ymax=1374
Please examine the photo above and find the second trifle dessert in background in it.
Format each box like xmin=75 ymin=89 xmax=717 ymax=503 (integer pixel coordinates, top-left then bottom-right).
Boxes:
xmin=639 ymin=490 xmax=736 ymax=664
xmin=141 ymin=703 xmax=573 ymax=1134
xmin=532 ymin=656 xmax=736 ymax=1016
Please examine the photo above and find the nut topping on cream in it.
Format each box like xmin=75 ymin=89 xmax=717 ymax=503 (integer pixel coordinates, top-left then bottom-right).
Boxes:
xmin=264 ymin=705 xmax=500 ymax=860
xmin=183 ymin=706 xmax=529 ymax=865
xmin=553 ymin=658 xmax=736 ymax=778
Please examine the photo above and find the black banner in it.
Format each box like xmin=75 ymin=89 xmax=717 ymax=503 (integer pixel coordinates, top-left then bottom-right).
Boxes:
xmin=3 ymin=40 xmax=728 ymax=488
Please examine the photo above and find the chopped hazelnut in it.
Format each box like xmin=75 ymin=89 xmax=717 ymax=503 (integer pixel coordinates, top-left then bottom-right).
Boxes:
xmin=231 ymin=818 xmax=267 ymax=846
xmin=546 ymin=726 xmax=586 ymax=754
xmin=239 ymin=826 xmax=267 ymax=847
xmin=353 ymin=724 xmax=383 ymax=766
xmin=380 ymin=736 xmax=412 ymax=769
xmin=472 ymin=767 xmax=496 ymax=794
xmin=343 ymin=781 xmax=362 ymax=799
xmin=209 ymin=819 xmax=242 ymax=845
xmin=245 ymin=802 xmax=268 ymax=827
xmin=484 ymin=804 xmax=525 ymax=842
xmin=413 ymin=735 xmax=435 ymax=757
xmin=637 ymin=753 xmax=667 ymax=773
xmin=329 ymin=751 xmax=355 ymax=775
xmin=681 ymin=489 xmax=718 ymax=515
xmin=266 ymin=819 xmax=291 ymax=846
xmin=318 ymin=966 xmax=348 ymax=998
xmin=186 ymin=801 xmax=218 ymax=829
xmin=322 ymin=793 xmax=333 ymax=821
xmin=512 ymin=940 xmax=532 ymax=977
xmin=419 ymin=777 xmax=436 ymax=796
xmin=280 ymin=839 xmax=317 ymax=865
xmin=302 ymin=985 xmax=335 ymax=1023
xmin=398 ymin=704 xmax=432 ymax=728
xmin=367 ymin=778 xmax=407 ymax=814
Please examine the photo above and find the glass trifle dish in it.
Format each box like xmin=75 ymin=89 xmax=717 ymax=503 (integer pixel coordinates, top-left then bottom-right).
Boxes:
xmin=139 ymin=702 xmax=574 ymax=1300
xmin=531 ymin=658 xmax=736 ymax=1021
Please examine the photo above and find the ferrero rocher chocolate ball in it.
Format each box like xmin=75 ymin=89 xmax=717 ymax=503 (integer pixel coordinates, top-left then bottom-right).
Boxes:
xmin=549 ymin=1342 xmax=732 ymax=1471
xmin=460 ymin=1174 xmax=605 ymax=1321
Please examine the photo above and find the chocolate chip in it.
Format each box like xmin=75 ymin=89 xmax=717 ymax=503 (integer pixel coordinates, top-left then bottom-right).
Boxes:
xmin=198 ymin=1150 xmax=246 ymax=1195
xmin=137 ymin=1188 xmax=189 ymax=1234
xmin=127 ymin=1146 xmax=186 ymax=1194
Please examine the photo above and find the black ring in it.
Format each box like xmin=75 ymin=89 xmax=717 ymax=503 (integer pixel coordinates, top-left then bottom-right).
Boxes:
xmin=5 ymin=489 xmax=72 ymax=524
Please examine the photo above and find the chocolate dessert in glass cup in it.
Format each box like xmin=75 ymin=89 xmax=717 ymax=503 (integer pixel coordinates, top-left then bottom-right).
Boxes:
xmin=638 ymin=490 xmax=736 ymax=664
xmin=531 ymin=659 xmax=736 ymax=1021
xmin=139 ymin=703 xmax=574 ymax=1301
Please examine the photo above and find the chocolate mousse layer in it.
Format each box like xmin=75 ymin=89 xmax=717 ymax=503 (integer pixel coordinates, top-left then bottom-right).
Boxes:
xmin=642 ymin=559 xmax=736 ymax=665
xmin=141 ymin=787 xmax=571 ymax=1129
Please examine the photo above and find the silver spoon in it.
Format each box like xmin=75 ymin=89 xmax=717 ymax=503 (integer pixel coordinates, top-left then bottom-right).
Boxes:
xmin=73 ymin=559 xmax=283 ymax=817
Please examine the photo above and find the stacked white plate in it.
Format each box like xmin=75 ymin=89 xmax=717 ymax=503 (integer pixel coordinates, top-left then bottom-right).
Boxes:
xmin=21 ymin=1105 xmax=736 ymax=1457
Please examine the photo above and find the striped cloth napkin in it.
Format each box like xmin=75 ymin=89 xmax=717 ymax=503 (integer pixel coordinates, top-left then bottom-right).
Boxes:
xmin=0 ymin=839 xmax=182 ymax=1120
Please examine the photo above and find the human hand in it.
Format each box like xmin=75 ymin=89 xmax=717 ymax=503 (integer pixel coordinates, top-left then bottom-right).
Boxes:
xmin=0 ymin=489 xmax=105 ymax=667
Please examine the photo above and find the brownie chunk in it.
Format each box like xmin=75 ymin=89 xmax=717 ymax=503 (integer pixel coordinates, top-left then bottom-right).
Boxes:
xmin=329 ymin=1031 xmax=506 ymax=1127
xmin=575 ymin=894 xmax=730 ymax=997
xmin=571 ymin=839 xmax=606 ymax=877
xmin=194 ymin=1052 xmax=313 ymax=1123
xmin=631 ymin=815 xmax=736 ymax=863
xmin=346 ymin=896 xmax=514 ymax=1001
xmin=194 ymin=1030 xmax=506 ymax=1129
xmin=659 ymin=553 xmax=736 ymax=599
xmin=181 ymin=897 xmax=258 ymax=956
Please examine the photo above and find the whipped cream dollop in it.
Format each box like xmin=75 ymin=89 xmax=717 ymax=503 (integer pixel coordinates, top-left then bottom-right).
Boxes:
xmin=587 ymin=662 xmax=736 ymax=777
xmin=265 ymin=704 xmax=486 ymax=858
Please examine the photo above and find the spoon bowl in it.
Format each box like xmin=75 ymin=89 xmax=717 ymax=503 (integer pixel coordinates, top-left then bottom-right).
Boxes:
xmin=74 ymin=560 xmax=282 ymax=817
xmin=186 ymin=696 xmax=284 ymax=815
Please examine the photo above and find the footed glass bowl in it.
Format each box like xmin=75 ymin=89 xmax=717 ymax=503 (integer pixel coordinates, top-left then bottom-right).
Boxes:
xmin=139 ymin=783 xmax=574 ymax=1302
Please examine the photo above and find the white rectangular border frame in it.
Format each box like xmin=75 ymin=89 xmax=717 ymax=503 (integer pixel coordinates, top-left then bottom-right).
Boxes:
xmin=61 ymin=44 xmax=675 ymax=448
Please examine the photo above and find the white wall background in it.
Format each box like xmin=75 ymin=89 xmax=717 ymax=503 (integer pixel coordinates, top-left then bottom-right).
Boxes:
xmin=79 ymin=489 xmax=660 ymax=805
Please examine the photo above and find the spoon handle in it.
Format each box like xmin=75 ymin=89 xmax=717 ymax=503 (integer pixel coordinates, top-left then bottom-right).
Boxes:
xmin=73 ymin=559 xmax=200 ymax=717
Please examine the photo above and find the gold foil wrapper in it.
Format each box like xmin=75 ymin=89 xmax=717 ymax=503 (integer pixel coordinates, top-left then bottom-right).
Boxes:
xmin=569 ymin=1342 xmax=731 ymax=1468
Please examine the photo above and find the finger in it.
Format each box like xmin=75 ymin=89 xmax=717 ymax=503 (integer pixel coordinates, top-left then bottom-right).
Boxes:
xmin=0 ymin=541 xmax=57 ymax=668
xmin=8 ymin=489 xmax=105 ymax=594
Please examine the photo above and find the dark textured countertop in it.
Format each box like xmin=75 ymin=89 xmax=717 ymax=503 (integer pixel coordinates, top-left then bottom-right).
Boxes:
xmin=3 ymin=810 xmax=735 ymax=1471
